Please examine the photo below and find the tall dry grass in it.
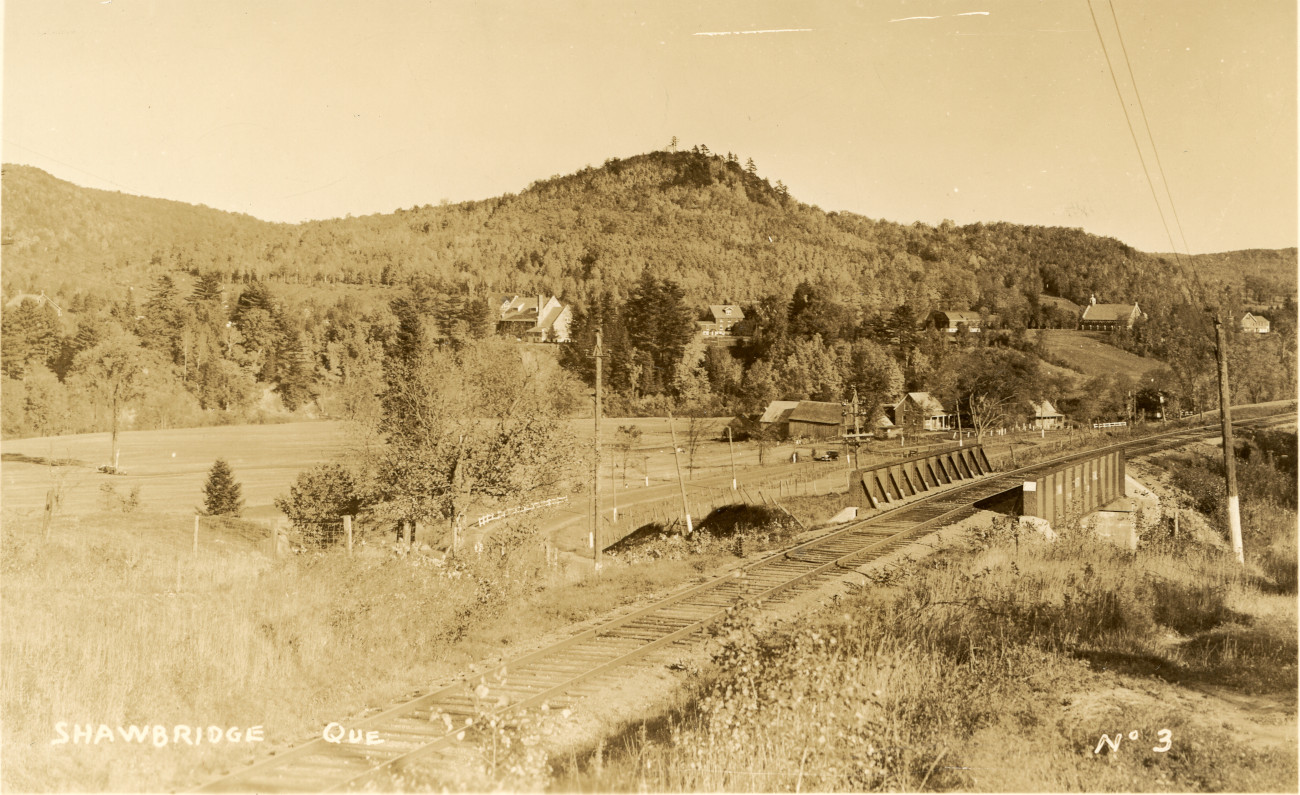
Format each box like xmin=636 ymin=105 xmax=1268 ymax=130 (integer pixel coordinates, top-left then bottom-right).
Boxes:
xmin=1 ymin=511 xmax=542 ymax=790
xmin=0 ymin=507 xmax=726 ymax=792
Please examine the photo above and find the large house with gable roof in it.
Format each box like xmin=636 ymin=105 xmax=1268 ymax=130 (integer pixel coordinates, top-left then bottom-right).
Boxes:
xmin=493 ymin=294 xmax=572 ymax=343
xmin=1079 ymin=296 xmax=1143 ymax=332
xmin=888 ymin=392 xmax=952 ymax=431
xmin=697 ymin=304 xmax=746 ymax=337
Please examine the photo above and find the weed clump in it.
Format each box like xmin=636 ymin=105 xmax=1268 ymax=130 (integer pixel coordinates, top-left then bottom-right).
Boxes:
xmin=98 ymin=482 xmax=141 ymax=513
xmin=604 ymin=505 xmax=799 ymax=565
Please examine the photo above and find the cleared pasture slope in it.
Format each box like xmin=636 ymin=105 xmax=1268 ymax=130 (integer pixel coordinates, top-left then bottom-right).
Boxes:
xmin=1028 ymin=329 xmax=1167 ymax=380
xmin=0 ymin=422 xmax=353 ymax=517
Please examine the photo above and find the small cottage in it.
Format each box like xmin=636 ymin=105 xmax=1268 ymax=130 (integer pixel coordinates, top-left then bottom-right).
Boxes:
xmin=1029 ymin=399 xmax=1064 ymax=430
xmin=1239 ymin=312 xmax=1271 ymax=334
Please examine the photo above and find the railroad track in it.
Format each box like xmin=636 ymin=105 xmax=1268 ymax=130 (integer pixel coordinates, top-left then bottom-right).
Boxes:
xmin=196 ymin=410 xmax=1293 ymax=793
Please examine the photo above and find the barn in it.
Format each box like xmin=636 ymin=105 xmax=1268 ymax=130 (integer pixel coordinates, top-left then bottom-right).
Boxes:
xmin=786 ymin=401 xmax=845 ymax=440
xmin=757 ymin=400 xmax=801 ymax=438
xmin=926 ymin=310 xmax=993 ymax=333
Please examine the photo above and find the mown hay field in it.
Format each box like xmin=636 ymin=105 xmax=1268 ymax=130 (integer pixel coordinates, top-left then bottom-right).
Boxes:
xmin=0 ymin=417 xmax=743 ymax=519
xmin=1028 ymin=329 xmax=1168 ymax=380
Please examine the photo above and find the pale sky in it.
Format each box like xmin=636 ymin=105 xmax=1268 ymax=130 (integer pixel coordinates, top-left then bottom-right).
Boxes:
xmin=3 ymin=0 xmax=1296 ymax=254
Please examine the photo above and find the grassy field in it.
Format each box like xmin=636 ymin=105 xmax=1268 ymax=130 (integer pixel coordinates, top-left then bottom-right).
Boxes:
xmin=0 ymin=417 xmax=751 ymax=520
xmin=1 ymin=422 xmax=355 ymax=518
xmin=1028 ymin=329 xmax=1168 ymax=380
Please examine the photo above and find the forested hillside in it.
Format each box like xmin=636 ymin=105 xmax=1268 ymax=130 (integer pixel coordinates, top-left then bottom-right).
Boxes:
xmin=2 ymin=149 xmax=1295 ymax=441
xmin=5 ymin=151 xmax=1294 ymax=316
xmin=0 ymin=164 xmax=284 ymax=297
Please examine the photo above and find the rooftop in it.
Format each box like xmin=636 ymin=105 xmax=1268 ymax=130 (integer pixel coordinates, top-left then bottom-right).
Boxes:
xmin=787 ymin=400 xmax=843 ymax=426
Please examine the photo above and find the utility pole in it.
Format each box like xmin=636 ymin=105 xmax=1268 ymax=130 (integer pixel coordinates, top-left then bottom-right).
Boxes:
xmin=588 ymin=326 xmax=606 ymax=573
xmin=1214 ymin=316 xmax=1244 ymax=564
xmin=851 ymin=388 xmax=863 ymax=467
xmin=727 ymin=425 xmax=737 ymax=491
xmin=840 ymin=388 xmax=865 ymax=470
xmin=668 ymin=412 xmax=693 ymax=534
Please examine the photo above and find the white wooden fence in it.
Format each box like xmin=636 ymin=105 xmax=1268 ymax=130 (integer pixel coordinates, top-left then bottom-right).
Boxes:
xmin=475 ymin=496 xmax=569 ymax=528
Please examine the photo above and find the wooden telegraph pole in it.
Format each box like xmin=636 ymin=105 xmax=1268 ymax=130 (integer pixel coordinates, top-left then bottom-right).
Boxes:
xmin=589 ymin=326 xmax=605 ymax=573
xmin=846 ymin=387 xmax=864 ymax=469
xmin=1214 ymin=316 xmax=1244 ymax=564
xmin=668 ymin=413 xmax=693 ymax=534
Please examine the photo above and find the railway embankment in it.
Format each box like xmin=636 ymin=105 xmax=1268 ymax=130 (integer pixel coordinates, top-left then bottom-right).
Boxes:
xmin=551 ymin=431 xmax=1298 ymax=793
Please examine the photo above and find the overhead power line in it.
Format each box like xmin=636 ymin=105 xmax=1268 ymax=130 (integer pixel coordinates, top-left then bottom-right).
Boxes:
xmin=1106 ymin=0 xmax=1193 ymax=258
xmin=1085 ymin=0 xmax=1184 ymax=267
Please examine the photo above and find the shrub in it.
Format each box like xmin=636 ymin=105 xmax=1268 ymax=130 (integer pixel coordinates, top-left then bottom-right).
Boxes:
xmin=1163 ymin=453 xmax=1225 ymax=517
xmin=1149 ymin=579 xmax=1240 ymax=634
xmin=202 ymin=458 xmax=244 ymax=516
xmin=274 ymin=463 xmax=360 ymax=546
xmin=273 ymin=462 xmax=356 ymax=524
xmin=98 ymin=483 xmax=141 ymax=513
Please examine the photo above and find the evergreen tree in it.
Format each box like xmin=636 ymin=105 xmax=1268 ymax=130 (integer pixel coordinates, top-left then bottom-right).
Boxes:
xmin=136 ymin=274 xmax=188 ymax=365
xmin=788 ymin=281 xmax=852 ymax=344
xmin=0 ymin=298 xmax=61 ymax=378
xmin=203 ymin=458 xmax=244 ymax=515
xmin=189 ymin=271 xmax=224 ymax=304
xmin=624 ymin=273 xmax=696 ymax=395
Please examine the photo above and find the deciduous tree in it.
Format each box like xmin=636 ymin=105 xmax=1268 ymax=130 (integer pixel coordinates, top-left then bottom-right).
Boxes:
xmin=67 ymin=329 xmax=161 ymax=467
xmin=367 ymin=338 xmax=577 ymax=552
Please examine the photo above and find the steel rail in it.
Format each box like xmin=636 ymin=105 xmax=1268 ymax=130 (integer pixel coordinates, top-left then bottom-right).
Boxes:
xmin=194 ymin=409 xmax=1292 ymax=792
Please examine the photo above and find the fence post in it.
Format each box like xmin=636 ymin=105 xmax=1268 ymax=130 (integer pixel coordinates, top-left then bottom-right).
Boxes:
xmin=193 ymin=514 xmax=199 ymax=555
xmin=345 ymin=515 xmax=353 ymax=555
xmin=41 ymin=488 xmax=54 ymax=540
